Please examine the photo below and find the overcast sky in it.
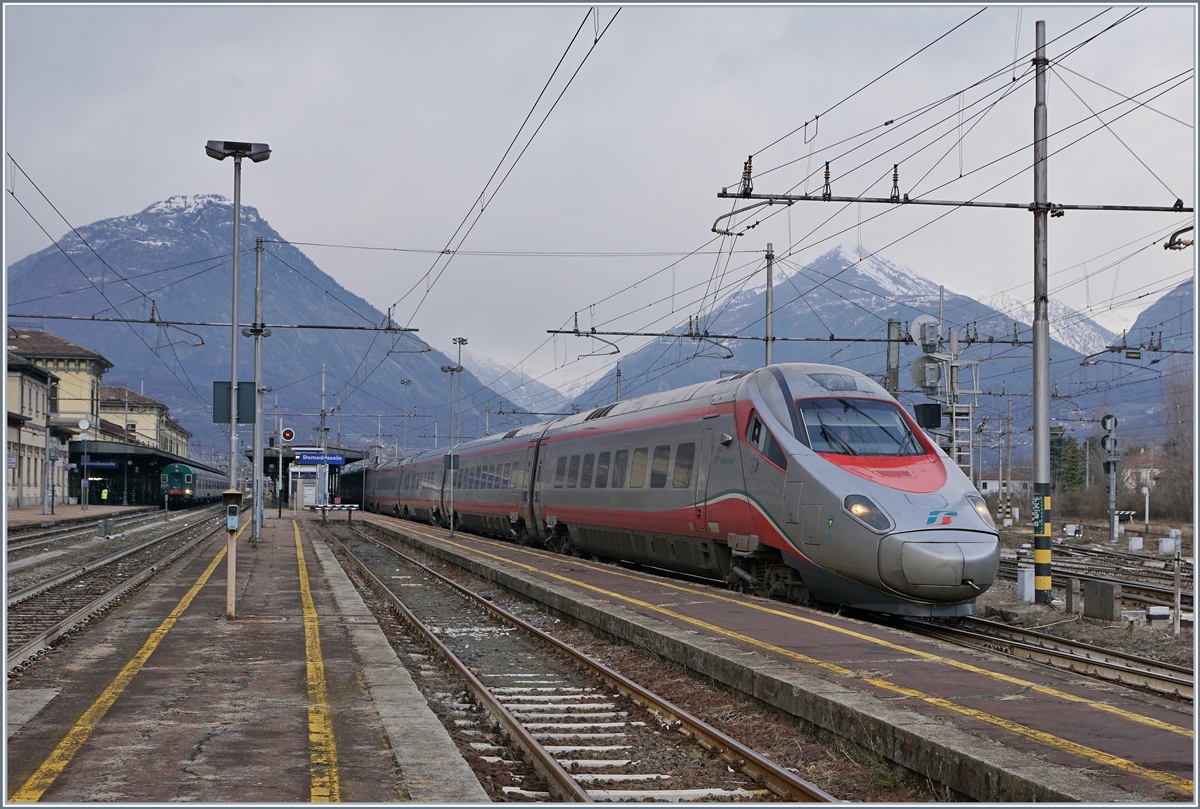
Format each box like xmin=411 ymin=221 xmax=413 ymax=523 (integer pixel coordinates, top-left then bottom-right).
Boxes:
xmin=4 ymin=3 xmax=1195 ymax=396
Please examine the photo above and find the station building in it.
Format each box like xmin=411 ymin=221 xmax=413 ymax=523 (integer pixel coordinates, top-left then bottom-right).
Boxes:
xmin=6 ymin=352 xmax=73 ymax=508
xmin=6 ymin=326 xmax=216 ymax=509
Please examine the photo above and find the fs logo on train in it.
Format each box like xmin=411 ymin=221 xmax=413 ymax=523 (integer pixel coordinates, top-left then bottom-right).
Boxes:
xmin=927 ymin=510 xmax=957 ymax=525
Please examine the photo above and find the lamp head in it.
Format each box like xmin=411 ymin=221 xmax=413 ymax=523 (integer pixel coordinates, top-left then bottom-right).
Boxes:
xmin=206 ymin=140 xmax=271 ymax=163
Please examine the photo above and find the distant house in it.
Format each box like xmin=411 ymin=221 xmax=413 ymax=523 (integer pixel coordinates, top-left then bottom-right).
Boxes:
xmin=5 ymin=341 xmax=75 ymax=508
xmin=1121 ymin=449 xmax=1162 ymax=490
xmin=100 ymin=387 xmax=192 ymax=458
xmin=6 ymin=326 xmax=113 ymax=442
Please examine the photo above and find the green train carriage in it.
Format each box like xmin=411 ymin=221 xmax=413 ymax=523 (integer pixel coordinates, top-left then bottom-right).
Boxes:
xmin=160 ymin=462 xmax=223 ymax=507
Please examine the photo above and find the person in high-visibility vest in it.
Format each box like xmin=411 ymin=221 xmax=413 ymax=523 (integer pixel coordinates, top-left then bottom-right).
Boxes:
xmin=101 ymin=487 xmax=109 ymax=505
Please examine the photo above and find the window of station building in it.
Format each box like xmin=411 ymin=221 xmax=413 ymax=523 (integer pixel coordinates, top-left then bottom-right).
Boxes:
xmin=580 ymin=454 xmax=595 ymax=488
xmin=673 ymin=443 xmax=695 ymax=488
xmin=628 ymin=447 xmax=648 ymax=488
xmin=611 ymin=450 xmax=627 ymax=488
xmin=567 ymin=455 xmax=581 ymax=488
xmin=502 ymin=462 xmax=512 ymax=489
xmin=554 ymin=457 xmax=568 ymax=488
xmin=650 ymin=445 xmax=671 ymax=488
xmin=595 ymin=452 xmax=610 ymax=488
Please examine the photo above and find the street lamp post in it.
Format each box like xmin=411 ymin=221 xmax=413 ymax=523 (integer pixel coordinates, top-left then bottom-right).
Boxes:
xmin=1141 ymin=486 xmax=1150 ymax=538
xmin=442 ymin=338 xmax=466 ymax=537
xmin=206 ymin=140 xmax=270 ymax=493
xmin=206 ymin=139 xmax=269 ymax=620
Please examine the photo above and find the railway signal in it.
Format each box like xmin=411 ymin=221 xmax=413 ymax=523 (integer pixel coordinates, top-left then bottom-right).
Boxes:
xmin=281 ymin=427 xmax=295 ymax=443
xmin=1102 ymin=415 xmax=1120 ymax=544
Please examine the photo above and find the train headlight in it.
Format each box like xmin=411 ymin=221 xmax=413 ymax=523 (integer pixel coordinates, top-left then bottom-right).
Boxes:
xmin=966 ymin=494 xmax=995 ymax=529
xmin=185 ymin=489 xmax=193 ymax=495
xmin=843 ymin=495 xmax=892 ymax=532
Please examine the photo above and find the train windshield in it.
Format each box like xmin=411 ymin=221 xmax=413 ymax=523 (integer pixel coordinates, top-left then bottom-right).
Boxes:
xmin=797 ymin=398 xmax=926 ymax=456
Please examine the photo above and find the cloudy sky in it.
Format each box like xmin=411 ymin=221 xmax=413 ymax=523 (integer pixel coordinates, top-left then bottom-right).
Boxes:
xmin=4 ymin=4 xmax=1195 ymax=395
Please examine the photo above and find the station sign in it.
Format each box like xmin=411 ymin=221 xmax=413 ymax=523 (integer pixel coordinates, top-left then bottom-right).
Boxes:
xmin=6 ymin=456 xmax=15 ymax=469
xmin=82 ymin=460 xmax=120 ymax=469
xmin=298 ymin=452 xmax=345 ymax=466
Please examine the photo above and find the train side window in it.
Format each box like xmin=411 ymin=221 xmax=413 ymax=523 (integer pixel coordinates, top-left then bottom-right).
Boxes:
xmin=567 ymin=455 xmax=581 ymax=488
xmin=484 ymin=464 xmax=492 ymax=489
xmin=611 ymin=450 xmax=628 ymax=488
xmin=510 ymin=463 xmax=521 ymax=489
xmin=650 ymin=445 xmax=671 ymax=488
xmin=746 ymin=411 xmax=788 ymax=471
xmin=554 ymin=457 xmax=568 ymax=488
xmin=595 ymin=452 xmax=610 ymax=488
xmin=673 ymin=443 xmax=695 ymax=488
xmin=184 ymin=474 xmax=193 ymax=483
xmin=629 ymin=448 xmax=648 ymax=488
xmin=580 ymin=454 xmax=595 ymax=488
xmin=502 ymin=462 xmax=511 ymax=489
xmin=160 ymin=473 xmax=168 ymax=483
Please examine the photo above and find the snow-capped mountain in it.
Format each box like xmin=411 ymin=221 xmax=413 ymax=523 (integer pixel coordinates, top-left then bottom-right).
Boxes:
xmin=980 ymin=292 xmax=1117 ymax=356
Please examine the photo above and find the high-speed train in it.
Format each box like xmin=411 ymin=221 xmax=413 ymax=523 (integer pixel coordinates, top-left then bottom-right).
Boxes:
xmin=356 ymin=363 xmax=999 ymax=617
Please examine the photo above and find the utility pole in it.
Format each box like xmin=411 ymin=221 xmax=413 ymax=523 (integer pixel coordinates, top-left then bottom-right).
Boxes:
xmin=320 ymin=364 xmax=328 ymax=506
xmin=765 ymin=243 xmax=774 ymax=366
xmin=122 ymin=389 xmax=129 ymax=506
xmin=442 ymin=338 xmax=467 ymax=536
xmin=276 ymin=395 xmax=283 ymax=519
xmin=43 ymin=376 xmax=53 ymax=515
xmin=250 ymin=236 xmax=268 ymax=545
xmin=886 ymin=320 xmax=901 ymax=395
xmin=1005 ymin=398 xmax=1013 ymax=526
xmin=615 ymin=361 xmax=622 ymax=402
xmin=1030 ymin=20 xmax=1053 ymax=604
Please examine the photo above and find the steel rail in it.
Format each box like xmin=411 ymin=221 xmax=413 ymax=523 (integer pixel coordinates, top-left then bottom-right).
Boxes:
xmin=997 ymin=560 xmax=1193 ymax=609
xmin=7 ymin=505 xmax=220 ymax=554
xmin=7 ymin=514 xmax=223 ymax=608
xmin=339 ymin=527 xmax=836 ymax=803
xmin=6 ymin=507 xmax=160 ymax=545
xmin=902 ymin=617 xmax=1192 ymax=700
xmin=328 ymin=533 xmax=593 ymax=802
xmin=6 ymin=520 xmax=227 ymax=677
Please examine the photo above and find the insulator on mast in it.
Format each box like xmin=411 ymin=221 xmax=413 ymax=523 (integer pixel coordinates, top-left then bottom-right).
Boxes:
xmin=739 ymin=156 xmax=753 ymax=197
xmin=822 ymin=162 xmax=832 ymax=201
xmin=890 ymin=164 xmax=900 ymax=202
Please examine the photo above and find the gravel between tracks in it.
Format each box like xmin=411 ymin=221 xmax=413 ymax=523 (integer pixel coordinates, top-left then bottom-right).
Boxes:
xmin=343 ymin=525 xmax=959 ymax=802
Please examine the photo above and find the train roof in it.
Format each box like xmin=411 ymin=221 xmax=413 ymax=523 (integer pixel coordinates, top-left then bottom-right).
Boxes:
xmin=379 ymin=363 xmax=891 ymax=469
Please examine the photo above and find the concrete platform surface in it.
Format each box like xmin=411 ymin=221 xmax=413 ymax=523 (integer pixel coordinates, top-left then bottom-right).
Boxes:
xmin=6 ymin=503 xmax=155 ymax=530
xmin=5 ymin=515 xmax=487 ymax=803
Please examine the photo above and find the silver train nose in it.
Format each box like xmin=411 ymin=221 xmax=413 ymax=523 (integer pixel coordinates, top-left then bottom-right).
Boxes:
xmin=878 ymin=531 xmax=999 ymax=600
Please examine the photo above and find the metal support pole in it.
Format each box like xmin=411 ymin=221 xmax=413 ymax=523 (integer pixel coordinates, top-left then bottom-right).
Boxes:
xmin=320 ymin=365 xmax=328 ymax=506
xmin=122 ymin=390 xmax=129 ymax=506
xmin=276 ymin=398 xmax=283 ymax=519
xmin=1173 ymin=544 xmax=1182 ymax=637
xmin=1143 ymin=486 xmax=1150 ymax=538
xmin=1031 ymin=20 xmax=1053 ymax=603
xmin=1005 ymin=398 xmax=1013 ymax=523
xmin=253 ymin=237 xmax=265 ymax=545
xmin=43 ymin=378 xmax=52 ymax=515
xmin=765 ymin=243 xmax=774 ymax=367
xmin=229 ymin=156 xmax=242 ymax=492
xmin=886 ymin=320 xmax=901 ymax=395
xmin=226 ymin=524 xmax=237 ymax=619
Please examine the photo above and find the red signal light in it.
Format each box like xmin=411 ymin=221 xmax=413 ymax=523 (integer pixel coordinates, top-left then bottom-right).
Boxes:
xmin=281 ymin=428 xmax=295 ymax=443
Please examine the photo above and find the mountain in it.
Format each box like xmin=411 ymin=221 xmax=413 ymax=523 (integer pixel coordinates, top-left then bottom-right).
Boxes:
xmin=6 ymin=195 xmax=537 ymax=463
xmin=979 ymin=292 xmax=1116 ymax=356
xmin=563 ymin=243 xmax=1185 ymax=452
xmin=462 ymin=351 xmax=569 ymax=417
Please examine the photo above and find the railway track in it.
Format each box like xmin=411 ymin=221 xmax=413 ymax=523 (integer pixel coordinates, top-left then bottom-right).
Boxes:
xmin=6 ymin=511 xmax=231 ymax=678
xmin=325 ymin=524 xmax=835 ymax=803
xmin=6 ymin=505 xmax=222 ymax=565
xmin=901 ymin=615 xmax=1193 ymax=701
xmin=6 ymin=508 xmax=170 ymax=551
xmin=997 ymin=559 xmax=1193 ymax=611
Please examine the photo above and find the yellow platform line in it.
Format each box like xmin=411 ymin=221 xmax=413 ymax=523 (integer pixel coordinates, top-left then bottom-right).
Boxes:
xmin=294 ymin=520 xmax=340 ymax=802
xmin=377 ymin=518 xmax=1192 ymax=796
xmin=11 ymin=529 xmax=239 ymax=802
xmin=407 ymin=520 xmax=1190 ymax=740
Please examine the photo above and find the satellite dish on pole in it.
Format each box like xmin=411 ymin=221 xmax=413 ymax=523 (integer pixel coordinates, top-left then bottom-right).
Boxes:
xmin=909 ymin=314 xmax=940 ymax=354
xmin=78 ymin=419 xmax=90 ymax=431
xmin=911 ymin=356 xmax=942 ymax=394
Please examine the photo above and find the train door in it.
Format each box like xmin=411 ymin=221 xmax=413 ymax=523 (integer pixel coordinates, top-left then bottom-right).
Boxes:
xmin=694 ymin=428 xmax=714 ymax=530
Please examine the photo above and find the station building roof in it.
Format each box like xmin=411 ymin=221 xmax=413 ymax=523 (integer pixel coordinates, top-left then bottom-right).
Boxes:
xmin=6 ymin=327 xmax=114 ymax=371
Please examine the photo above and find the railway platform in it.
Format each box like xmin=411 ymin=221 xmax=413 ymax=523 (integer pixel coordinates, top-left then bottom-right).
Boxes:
xmin=5 ymin=503 xmax=156 ymax=531
xmin=5 ymin=515 xmax=487 ymax=803
xmin=362 ymin=512 xmax=1195 ymax=803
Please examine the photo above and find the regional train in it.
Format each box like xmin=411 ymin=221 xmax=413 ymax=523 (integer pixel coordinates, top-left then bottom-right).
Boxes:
xmin=160 ymin=462 xmax=224 ymax=508
xmin=351 ymin=363 xmax=1000 ymax=617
